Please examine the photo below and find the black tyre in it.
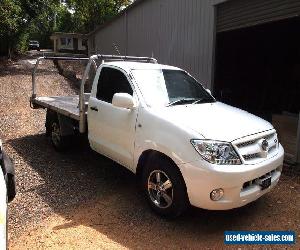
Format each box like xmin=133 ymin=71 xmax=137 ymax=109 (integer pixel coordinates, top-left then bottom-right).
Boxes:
xmin=6 ymin=174 xmax=16 ymax=202
xmin=49 ymin=119 xmax=69 ymax=152
xmin=142 ymin=155 xmax=189 ymax=218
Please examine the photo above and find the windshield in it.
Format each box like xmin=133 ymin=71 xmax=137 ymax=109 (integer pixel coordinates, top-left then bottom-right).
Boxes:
xmin=131 ymin=69 xmax=215 ymax=107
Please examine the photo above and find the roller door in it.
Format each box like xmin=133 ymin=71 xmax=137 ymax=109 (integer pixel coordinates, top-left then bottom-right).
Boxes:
xmin=217 ymin=0 xmax=300 ymax=32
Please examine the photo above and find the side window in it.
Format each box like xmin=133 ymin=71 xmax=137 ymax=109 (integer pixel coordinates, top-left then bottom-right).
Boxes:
xmin=96 ymin=67 xmax=133 ymax=103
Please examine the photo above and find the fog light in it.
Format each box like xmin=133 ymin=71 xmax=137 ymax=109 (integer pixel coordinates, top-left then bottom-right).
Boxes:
xmin=210 ymin=188 xmax=224 ymax=201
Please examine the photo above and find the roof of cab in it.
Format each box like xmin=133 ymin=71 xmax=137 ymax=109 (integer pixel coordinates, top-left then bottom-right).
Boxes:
xmin=102 ymin=61 xmax=182 ymax=73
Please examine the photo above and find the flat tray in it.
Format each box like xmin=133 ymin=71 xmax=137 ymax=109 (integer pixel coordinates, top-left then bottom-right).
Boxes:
xmin=32 ymin=95 xmax=80 ymax=120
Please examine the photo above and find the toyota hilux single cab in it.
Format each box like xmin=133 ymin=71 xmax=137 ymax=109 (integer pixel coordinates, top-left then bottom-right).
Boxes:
xmin=30 ymin=55 xmax=284 ymax=217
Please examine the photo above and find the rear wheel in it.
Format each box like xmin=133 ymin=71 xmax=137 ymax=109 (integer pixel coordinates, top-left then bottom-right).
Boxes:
xmin=142 ymin=155 xmax=189 ymax=218
xmin=49 ymin=119 xmax=69 ymax=152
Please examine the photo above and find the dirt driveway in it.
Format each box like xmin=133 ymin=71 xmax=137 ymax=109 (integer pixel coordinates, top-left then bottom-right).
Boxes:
xmin=0 ymin=53 xmax=299 ymax=249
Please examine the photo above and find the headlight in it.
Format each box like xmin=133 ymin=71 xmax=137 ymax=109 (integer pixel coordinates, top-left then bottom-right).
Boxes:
xmin=191 ymin=139 xmax=241 ymax=165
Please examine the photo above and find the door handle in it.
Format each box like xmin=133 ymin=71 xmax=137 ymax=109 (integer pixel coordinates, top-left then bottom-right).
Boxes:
xmin=90 ymin=106 xmax=98 ymax=112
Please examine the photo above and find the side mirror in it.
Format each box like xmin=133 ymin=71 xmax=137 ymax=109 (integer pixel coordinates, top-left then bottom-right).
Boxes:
xmin=112 ymin=93 xmax=135 ymax=109
xmin=206 ymin=88 xmax=212 ymax=95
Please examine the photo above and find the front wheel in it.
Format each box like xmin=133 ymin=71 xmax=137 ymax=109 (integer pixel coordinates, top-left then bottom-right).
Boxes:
xmin=142 ymin=156 xmax=189 ymax=218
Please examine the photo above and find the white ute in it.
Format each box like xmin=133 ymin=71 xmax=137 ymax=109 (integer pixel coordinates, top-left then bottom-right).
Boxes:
xmin=30 ymin=55 xmax=284 ymax=217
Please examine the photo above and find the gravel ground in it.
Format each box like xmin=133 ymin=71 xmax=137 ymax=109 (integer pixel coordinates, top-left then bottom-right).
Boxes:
xmin=0 ymin=52 xmax=299 ymax=249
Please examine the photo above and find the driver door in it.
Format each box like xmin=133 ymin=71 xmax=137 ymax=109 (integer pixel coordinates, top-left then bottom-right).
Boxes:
xmin=88 ymin=66 xmax=138 ymax=169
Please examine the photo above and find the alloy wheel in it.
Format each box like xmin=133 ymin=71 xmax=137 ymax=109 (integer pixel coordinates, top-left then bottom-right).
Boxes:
xmin=147 ymin=170 xmax=174 ymax=209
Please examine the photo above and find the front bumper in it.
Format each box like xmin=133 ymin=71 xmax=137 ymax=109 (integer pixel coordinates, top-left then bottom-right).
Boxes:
xmin=180 ymin=144 xmax=284 ymax=210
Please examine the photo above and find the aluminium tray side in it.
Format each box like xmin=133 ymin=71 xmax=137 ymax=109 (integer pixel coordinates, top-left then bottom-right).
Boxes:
xmin=32 ymin=96 xmax=80 ymax=121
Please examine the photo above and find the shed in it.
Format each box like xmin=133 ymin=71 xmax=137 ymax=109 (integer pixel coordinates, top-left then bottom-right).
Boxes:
xmin=88 ymin=0 xmax=300 ymax=163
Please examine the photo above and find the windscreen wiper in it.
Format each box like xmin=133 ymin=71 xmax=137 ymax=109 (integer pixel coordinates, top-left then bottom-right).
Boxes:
xmin=166 ymin=98 xmax=198 ymax=107
xmin=192 ymin=97 xmax=215 ymax=104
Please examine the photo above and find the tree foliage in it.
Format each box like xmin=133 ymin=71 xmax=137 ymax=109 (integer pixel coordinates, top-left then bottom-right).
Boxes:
xmin=0 ymin=0 xmax=22 ymax=55
xmin=0 ymin=0 xmax=22 ymax=36
xmin=56 ymin=0 xmax=131 ymax=33
xmin=0 ymin=0 xmax=131 ymax=57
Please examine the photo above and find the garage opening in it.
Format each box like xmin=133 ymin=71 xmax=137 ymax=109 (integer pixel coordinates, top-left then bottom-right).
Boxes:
xmin=214 ymin=16 xmax=300 ymax=162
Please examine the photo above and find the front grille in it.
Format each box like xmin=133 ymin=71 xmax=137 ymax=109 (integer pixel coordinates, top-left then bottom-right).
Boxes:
xmin=236 ymin=140 xmax=256 ymax=148
xmin=243 ymin=153 xmax=260 ymax=160
xmin=232 ymin=131 xmax=279 ymax=164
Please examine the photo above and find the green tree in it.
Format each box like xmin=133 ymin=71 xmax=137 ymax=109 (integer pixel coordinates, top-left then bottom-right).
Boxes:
xmin=60 ymin=0 xmax=132 ymax=33
xmin=0 ymin=0 xmax=60 ymax=56
xmin=0 ymin=0 xmax=23 ymax=56
xmin=0 ymin=0 xmax=131 ymax=57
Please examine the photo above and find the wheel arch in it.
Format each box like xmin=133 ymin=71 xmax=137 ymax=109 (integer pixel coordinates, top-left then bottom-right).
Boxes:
xmin=136 ymin=149 xmax=188 ymax=194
